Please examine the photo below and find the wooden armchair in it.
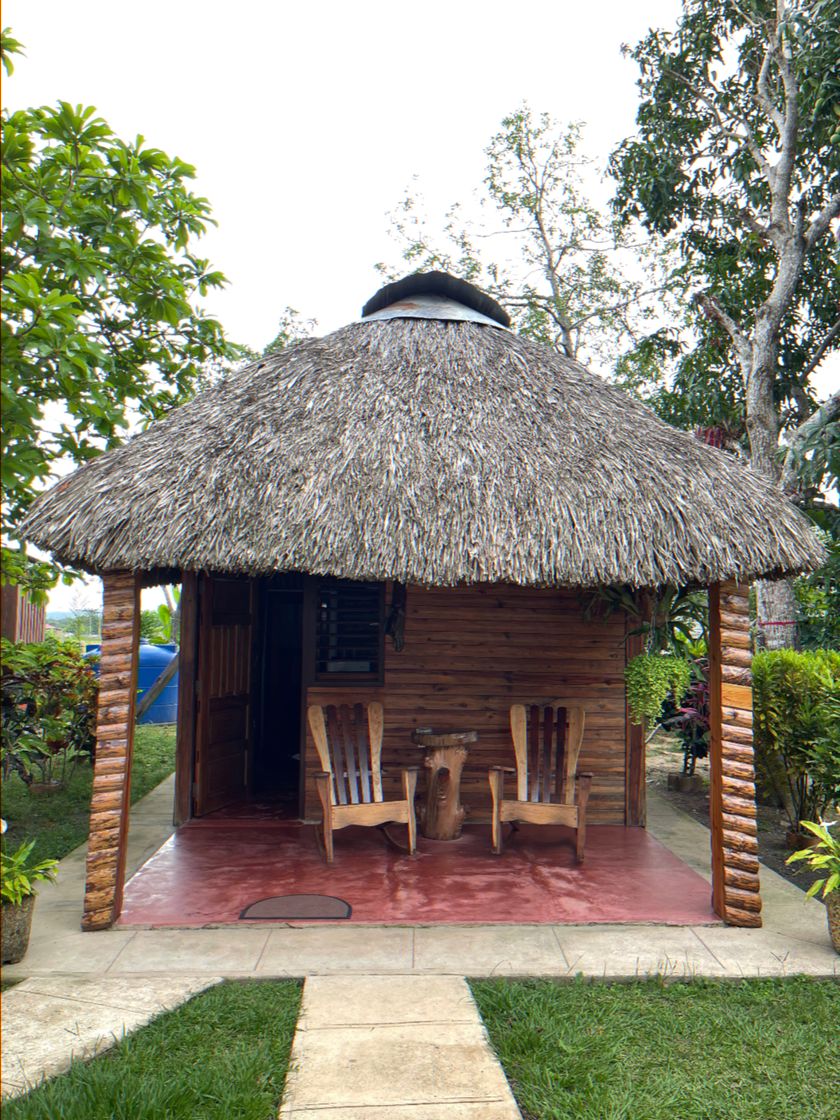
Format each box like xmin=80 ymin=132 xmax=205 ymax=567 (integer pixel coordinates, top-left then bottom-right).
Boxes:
xmin=306 ymin=702 xmax=418 ymax=863
xmin=489 ymin=704 xmax=592 ymax=861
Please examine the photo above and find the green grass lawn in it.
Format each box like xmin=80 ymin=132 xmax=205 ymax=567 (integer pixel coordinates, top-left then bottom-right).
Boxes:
xmin=3 ymin=980 xmax=301 ymax=1120
xmin=1 ymin=723 xmax=176 ymax=864
xmin=471 ymin=976 xmax=840 ymax=1120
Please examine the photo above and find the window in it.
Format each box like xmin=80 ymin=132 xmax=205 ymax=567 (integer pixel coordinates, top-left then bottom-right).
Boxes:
xmin=314 ymin=580 xmax=384 ymax=682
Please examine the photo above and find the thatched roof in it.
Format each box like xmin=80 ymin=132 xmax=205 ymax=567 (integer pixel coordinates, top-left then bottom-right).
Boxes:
xmin=22 ymin=274 xmax=824 ymax=589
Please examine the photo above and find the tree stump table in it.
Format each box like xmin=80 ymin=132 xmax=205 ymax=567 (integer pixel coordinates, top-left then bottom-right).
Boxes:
xmin=411 ymin=729 xmax=477 ymax=840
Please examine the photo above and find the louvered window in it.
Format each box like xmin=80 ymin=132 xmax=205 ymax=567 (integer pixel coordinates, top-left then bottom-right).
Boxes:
xmin=315 ymin=580 xmax=384 ymax=682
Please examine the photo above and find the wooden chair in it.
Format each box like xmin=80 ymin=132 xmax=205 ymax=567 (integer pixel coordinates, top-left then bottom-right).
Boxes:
xmin=489 ymin=704 xmax=592 ymax=861
xmin=306 ymin=702 xmax=418 ymax=863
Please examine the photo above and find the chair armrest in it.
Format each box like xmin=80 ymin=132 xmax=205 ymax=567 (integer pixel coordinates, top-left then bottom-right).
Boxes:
xmin=490 ymin=766 xmax=516 ymax=775
xmin=314 ymin=770 xmax=331 ymax=780
xmin=576 ymin=771 xmax=594 ymax=779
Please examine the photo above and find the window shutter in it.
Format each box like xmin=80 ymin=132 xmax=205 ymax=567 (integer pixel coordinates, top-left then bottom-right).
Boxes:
xmin=315 ymin=581 xmax=383 ymax=681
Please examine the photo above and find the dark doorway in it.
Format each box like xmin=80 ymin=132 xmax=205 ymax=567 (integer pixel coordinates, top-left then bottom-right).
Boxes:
xmin=193 ymin=575 xmax=255 ymax=817
xmin=254 ymin=580 xmax=305 ymax=814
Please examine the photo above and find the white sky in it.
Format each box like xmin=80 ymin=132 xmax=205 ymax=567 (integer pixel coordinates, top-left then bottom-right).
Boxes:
xmin=4 ymin=0 xmax=683 ymax=344
xmin=4 ymin=0 xmax=835 ymax=610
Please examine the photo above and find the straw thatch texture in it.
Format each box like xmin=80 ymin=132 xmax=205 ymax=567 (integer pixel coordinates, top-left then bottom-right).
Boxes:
xmin=22 ymin=318 xmax=824 ymax=588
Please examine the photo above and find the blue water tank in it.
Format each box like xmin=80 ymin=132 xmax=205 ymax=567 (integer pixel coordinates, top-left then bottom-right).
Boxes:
xmin=85 ymin=639 xmax=179 ymax=725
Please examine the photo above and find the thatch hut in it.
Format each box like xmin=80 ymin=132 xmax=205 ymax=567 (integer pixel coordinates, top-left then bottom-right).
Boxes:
xmin=23 ymin=272 xmax=823 ymax=930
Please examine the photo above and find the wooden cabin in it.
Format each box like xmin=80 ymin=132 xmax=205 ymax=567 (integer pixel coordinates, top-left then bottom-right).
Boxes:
xmin=22 ymin=272 xmax=824 ymax=931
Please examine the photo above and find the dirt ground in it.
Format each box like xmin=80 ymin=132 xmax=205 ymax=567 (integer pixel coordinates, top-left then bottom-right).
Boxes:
xmin=646 ymin=732 xmax=826 ymax=896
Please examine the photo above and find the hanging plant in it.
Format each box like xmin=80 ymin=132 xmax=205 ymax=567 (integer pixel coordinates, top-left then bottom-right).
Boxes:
xmin=625 ymin=653 xmax=691 ymax=726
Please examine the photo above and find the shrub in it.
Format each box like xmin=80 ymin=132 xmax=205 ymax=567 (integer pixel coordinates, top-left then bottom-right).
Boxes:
xmin=0 ymin=636 xmax=98 ymax=787
xmin=753 ymin=649 xmax=840 ymax=833
xmin=670 ymin=657 xmax=710 ymax=776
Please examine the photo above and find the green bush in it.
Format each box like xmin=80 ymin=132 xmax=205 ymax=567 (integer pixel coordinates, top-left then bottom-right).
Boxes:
xmin=0 ymin=637 xmax=98 ymax=787
xmin=753 ymin=649 xmax=840 ymax=832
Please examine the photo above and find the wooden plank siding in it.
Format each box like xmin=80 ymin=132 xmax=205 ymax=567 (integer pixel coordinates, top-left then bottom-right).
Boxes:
xmin=1 ymin=583 xmax=46 ymax=643
xmin=306 ymin=583 xmax=629 ymax=825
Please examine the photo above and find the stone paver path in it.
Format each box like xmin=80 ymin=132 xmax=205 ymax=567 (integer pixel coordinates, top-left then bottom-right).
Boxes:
xmin=279 ymin=975 xmax=522 ymax=1119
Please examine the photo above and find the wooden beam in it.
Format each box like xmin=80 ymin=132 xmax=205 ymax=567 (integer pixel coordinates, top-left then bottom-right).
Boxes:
xmin=708 ymin=581 xmax=762 ymax=927
xmin=82 ymin=572 xmax=140 ymax=931
xmin=624 ymin=621 xmax=645 ymax=826
xmin=174 ymin=572 xmax=198 ymax=825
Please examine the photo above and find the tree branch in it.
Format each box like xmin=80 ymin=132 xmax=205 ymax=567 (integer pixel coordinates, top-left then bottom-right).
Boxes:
xmin=694 ymin=293 xmax=750 ymax=358
xmin=805 ymin=193 xmax=840 ymax=252
xmin=754 ymin=35 xmax=785 ymax=134
xmin=771 ymin=12 xmax=800 ymax=224
xmin=663 ymin=67 xmax=771 ymax=181
xmin=781 ymin=388 xmax=840 ymax=491
xmin=799 ymin=317 xmax=840 ymax=382
xmin=570 ymin=284 xmax=672 ymax=329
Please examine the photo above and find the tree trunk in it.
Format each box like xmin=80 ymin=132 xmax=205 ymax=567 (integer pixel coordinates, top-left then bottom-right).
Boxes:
xmin=755 ymin=578 xmax=799 ymax=651
xmin=746 ymin=327 xmax=800 ymax=649
xmin=421 ymin=745 xmax=467 ymax=840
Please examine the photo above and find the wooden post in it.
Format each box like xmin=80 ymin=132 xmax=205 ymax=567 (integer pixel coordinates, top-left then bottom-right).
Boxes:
xmin=174 ymin=571 xmax=198 ymax=826
xmin=708 ymin=580 xmax=762 ymax=927
xmin=82 ymin=572 xmax=140 ymax=931
xmin=624 ymin=623 xmax=646 ymax=826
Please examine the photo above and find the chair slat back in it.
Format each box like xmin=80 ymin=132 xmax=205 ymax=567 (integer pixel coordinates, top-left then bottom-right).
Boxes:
xmin=307 ymin=702 xmax=384 ymax=806
xmin=509 ymin=704 xmax=586 ymax=805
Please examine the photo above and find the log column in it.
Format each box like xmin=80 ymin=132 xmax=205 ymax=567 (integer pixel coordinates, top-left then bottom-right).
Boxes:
xmin=82 ymin=572 xmax=141 ymax=931
xmin=708 ymin=580 xmax=762 ymax=927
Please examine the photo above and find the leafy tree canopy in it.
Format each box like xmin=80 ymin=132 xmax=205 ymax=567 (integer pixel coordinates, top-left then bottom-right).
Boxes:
xmin=610 ymin=0 xmax=839 ymax=460
xmin=1 ymin=30 xmax=233 ymax=593
xmin=379 ymin=105 xmax=676 ymax=373
xmin=610 ymin=0 xmax=839 ymax=649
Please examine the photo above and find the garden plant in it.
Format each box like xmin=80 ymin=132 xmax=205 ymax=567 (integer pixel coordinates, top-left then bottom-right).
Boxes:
xmin=752 ymin=649 xmax=840 ymax=838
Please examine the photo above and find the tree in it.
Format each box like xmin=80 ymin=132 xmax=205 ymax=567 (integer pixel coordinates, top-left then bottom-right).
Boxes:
xmin=1 ymin=31 xmax=233 ymax=595
xmin=262 ymin=307 xmax=318 ymax=356
xmin=379 ymin=105 xmax=676 ymax=373
xmin=610 ymin=0 xmax=840 ymax=648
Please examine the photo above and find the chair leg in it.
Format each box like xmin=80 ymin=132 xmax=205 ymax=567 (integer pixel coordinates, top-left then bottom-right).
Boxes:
xmin=575 ymin=773 xmax=593 ymax=862
xmin=315 ymin=772 xmax=334 ymax=864
xmin=489 ymin=768 xmax=505 ymax=854
xmin=402 ymin=767 xmax=419 ymax=855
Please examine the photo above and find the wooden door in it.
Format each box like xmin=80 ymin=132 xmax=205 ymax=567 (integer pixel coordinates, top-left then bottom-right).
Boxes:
xmin=194 ymin=574 xmax=256 ymax=816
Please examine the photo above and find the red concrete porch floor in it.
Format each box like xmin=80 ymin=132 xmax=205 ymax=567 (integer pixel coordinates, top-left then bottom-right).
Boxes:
xmin=118 ymin=822 xmax=720 ymax=927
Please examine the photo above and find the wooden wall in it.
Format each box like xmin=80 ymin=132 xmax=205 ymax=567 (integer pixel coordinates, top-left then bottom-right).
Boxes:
xmin=307 ymin=583 xmax=629 ymax=824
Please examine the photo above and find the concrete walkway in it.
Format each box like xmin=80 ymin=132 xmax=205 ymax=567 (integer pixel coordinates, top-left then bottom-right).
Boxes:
xmin=280 ymin=975 xmax=522 ymax=1119
xmin=1 ymin=975 xmax=220 ymax=1099
xmin=2 ymin=776 xmax=837 ymax=1105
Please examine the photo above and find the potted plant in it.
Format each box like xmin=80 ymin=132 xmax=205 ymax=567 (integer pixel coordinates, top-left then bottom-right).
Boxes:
xmin=625 ymin=652 xmax=694 ymax=784
xmin=1 ymin=821 xmax=59 ymax=964
xmin=786 ymin=820 xmax=840 ymax=954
